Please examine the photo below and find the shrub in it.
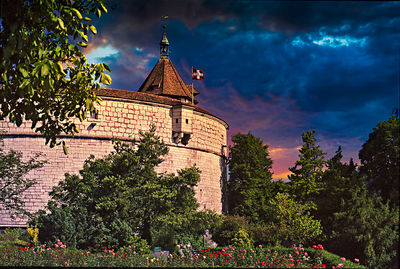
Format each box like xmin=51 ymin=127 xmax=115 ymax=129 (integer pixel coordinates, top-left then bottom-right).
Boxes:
xmin=248 ymin=223 xmax=281 ymax=247
xmin=212 ymin=215 xmax=251 ymax=246
xmin=0 ymin=228 xmax=21 ymax=242
xmin=232 ymin=229 xmax=253 ymax=249
xmin=267 ymin=193 xmax=323 ymax=246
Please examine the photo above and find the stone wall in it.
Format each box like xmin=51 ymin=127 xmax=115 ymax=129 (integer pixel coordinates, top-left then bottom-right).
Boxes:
xmin=0 ymin=96 xmax=228 ymax=226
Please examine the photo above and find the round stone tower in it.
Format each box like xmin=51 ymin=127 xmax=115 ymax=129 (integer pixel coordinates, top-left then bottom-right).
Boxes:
xmin=0 ymin=26 xmax=228 ymax=227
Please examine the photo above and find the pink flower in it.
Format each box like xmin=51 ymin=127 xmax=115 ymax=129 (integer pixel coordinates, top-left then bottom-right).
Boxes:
xmin=340 ymin=257 xmax=346 ymax=261
xmin=354 ymin=258 xmax=359 ymax=263
xmin=258 ymin=244 xmax=263 ymax=248
xmin=337 ymin=263 xmax=344 ymax=268
xmin=304 ymin=252 xmax=308 ymax=256
xmin=299 ymin=247 xmax=304 ymax=251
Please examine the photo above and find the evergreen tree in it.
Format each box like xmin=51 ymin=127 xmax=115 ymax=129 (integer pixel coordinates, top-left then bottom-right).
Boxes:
xmin=227 ymin=132 xmax=273 ymax=224
xmin=330 ymin=188 xmax=399 ymax=269
xmin=315 ymin=146 xmax=365 ymax=241
xmin=288 ymin=130 xmax=326 ymax=207
xmin=359 ymin=116 xmax=399 ymax=206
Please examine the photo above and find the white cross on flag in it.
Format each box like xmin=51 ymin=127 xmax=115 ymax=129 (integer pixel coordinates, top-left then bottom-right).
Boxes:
xmin=192 ymin=68 xmax=204 ymax=80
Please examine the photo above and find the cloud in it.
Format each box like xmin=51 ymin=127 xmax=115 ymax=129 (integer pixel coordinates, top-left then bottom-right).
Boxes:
xmin=85 ymin=1 xmax=399 ymax=179
xmin=86 ymin=45 xmax=121 ymax=64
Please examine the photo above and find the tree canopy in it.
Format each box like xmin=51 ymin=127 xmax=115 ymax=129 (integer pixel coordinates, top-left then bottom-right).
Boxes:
xmin=359 ymin=116 xmax=399 ymax=206
xmin=0 ymin=0 xmax=111 ymax=150
xmin=227 ymin=132 xmax=274 ymax=223
xmin=288 ymin=130 xmax=326 ymax=208
xmin=33 ymin=126 xmax=218 ymax=251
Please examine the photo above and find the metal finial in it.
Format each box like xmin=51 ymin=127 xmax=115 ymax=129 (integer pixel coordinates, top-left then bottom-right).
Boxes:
xmin=160 ymin=16 xmax=170 ymax=58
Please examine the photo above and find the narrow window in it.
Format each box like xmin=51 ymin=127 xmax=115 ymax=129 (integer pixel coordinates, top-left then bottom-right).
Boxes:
xmin=186 ymin=119 xmax=189 ymax=124
xmin=176 ymin=119 xmax=178 ymax=123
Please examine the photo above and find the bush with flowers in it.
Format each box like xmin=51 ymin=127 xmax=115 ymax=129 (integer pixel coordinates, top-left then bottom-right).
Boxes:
xmin=0 ymin=241 xmax=366 ymax=268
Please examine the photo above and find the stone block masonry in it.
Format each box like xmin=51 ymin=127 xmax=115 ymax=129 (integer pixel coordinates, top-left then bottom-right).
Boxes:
xmin=0 ymin=94 xmax=228 ymax=226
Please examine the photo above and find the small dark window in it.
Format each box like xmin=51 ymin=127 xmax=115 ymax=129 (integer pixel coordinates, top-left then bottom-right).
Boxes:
xmin=186 ymin=119 xmax=189 ymax=124
xmin=176 ymin=119 xmax=178 ymax=123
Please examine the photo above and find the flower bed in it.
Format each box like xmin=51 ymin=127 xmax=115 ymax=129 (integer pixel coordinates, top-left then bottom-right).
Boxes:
xmin=0 ymin=242 xmax=365 ymax=268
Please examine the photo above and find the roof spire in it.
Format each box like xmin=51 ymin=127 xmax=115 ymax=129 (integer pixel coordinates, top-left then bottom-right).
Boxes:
xmin=160 ymin=16 xmax=169 ymax=58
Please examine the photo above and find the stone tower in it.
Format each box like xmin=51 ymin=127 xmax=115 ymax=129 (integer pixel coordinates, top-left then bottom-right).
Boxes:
xmin=0 ymin=24 xmax=228 ymax=227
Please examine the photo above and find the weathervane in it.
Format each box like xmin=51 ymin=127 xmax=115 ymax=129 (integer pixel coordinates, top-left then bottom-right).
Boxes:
xmin=160 ymin=15 xmax=169 ymax=58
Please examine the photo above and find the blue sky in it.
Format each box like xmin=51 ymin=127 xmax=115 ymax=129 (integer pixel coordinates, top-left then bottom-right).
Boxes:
xmin=84 ymin=0 xmax=400 ymax=179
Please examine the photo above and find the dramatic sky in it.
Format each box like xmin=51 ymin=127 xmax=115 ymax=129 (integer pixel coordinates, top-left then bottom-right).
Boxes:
xmin=83 ymin=0 xmax=400 ymax=179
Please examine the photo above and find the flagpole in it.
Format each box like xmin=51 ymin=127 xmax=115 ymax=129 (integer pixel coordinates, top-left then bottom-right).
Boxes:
xmin=191 ymin=66 xmax=194 ymax=104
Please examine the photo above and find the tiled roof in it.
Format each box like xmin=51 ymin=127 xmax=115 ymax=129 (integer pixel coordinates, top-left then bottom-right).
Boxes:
xmin=93 ymin=88 xmax=227 ymax=128
xmin=138 ymin=58 xmax=199 ymax=102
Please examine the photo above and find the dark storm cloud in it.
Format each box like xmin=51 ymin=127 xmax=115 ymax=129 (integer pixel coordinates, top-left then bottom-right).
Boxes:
xmin=85 ymin=0 xmax=399 ymax=178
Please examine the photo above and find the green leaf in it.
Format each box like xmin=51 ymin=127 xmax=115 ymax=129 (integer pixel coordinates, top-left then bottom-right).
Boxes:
xmin=62 ymin=141 xmax=68 ymax=155
xmin=103 ymin=63 xmax=111 ymax=72
xmin=57 ymin=18 xmax=65 ymax=30
xmin=1 ymin=72 xmax=7 ymax=82
xmin=81 ymin=34 xmax=88 ymax=42
xmin=83 ymin=17 xmax=92 ymax=22
xmin=27 ymin=86 xmax=34 ymax=97
xmin=77 ymin=42 xmax=88 ymax=47
xmin=100 ymin=3 xmax=108 ymax=13
xmin=96 ymin=9 xmax=101 ymax=18
xmin=89 ymin=25 xmax=97 ymax=35
xmin=20 ymin=79 xmax=30 ymax=89
xmin=72 ymin=8 xmax=83 ymax=20
xmin=41 ymin=63 xmax=49 ymax=76
xmin=57 ymin=62 xmax=66 ymax=74
xmin=19 ymin=67 xmax=29 ymax=78
xmin=100 ymin=73 xmax=112 ymax=85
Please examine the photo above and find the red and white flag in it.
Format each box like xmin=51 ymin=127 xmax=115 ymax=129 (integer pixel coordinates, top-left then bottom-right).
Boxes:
xmin=192 ymin=68 xmax=204 ymax=80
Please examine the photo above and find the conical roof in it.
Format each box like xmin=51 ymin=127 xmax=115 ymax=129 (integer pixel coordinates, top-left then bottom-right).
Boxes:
xmin=138 ymin=58 xmax=199 ymax=103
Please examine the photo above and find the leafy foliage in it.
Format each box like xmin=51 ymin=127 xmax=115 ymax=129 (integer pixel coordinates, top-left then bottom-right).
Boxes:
xmin=0 ymin=135 xmax=45 ymax=219
xmin=329 ymin=188 xmax=399 ymax=269
xmin=228 ymin=132 xmax=274 ymax=223
xmin=359 ymin=116 xmax=399 ymax=206
xmin=0 ymin=0 xmax=111 ymax=148
xmin=266 ymin=193 xmax=323 ymax=246
xmin=33 ymin=126 xmax=216 ymax=251
xmin=212 ymin=215 xmax=251 ymax=247
xmin=288 ymin=130 xmax=326 ymax=208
